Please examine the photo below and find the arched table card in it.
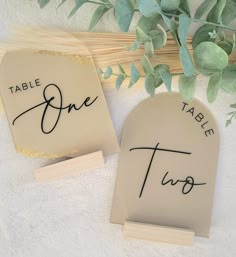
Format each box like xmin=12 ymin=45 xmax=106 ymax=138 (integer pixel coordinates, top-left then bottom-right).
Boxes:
xmin=111 ymin=93 xmax=219 ymax=245
xmin=0 ymin=49 xmax=120 ymax=181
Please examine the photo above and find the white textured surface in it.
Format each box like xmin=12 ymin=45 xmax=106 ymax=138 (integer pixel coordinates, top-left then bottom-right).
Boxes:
xmin=0 ymin=1 xmax=236 ymax=257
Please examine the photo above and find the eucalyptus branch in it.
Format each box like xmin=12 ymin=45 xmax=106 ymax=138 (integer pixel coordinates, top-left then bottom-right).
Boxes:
xmin=162 ymin=11 xmax=236 ymax=32
xmin=39 ymin=0 xmax=236 ymax=126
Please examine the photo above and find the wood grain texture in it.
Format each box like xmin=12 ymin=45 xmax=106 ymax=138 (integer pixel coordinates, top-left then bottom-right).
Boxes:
xmin=123 ymin=221 xmax=194 ymax=246
xmin=34 ymin=151 xmax=104 ymax=182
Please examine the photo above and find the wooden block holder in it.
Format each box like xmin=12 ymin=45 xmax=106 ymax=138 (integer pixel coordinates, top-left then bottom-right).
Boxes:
xmin=34 ymin=150 xmax=104 ymax=182
xmin=123 ymin=221 xmax=195 ymax=246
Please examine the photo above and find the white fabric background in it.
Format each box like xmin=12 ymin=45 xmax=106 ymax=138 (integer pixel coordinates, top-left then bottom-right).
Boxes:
xmin=0 ymin=1 xmax=236 ymax=257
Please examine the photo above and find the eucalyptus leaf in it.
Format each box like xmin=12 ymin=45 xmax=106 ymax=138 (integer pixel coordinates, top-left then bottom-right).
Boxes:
xmin=193 ymin=42 xmax=228 ymax=75
xmin=206 ymin=0 xmax=226 ymax=23
xmin=161 ymin=14 xmax=180 ymax=46
xmin=144 ymin=41 xmax=154 ymax=57
xmin=97 ymin=68 xmax=103 ymax=75
xmin=141 ymin=55 xmax=154 ymax=74
xmin=130 ymin=63 xmax=140 ymax=84
xmin=68 ymin=0 xmax=88 ymax=18
xmin=38 ymin=0 xmax=50 ymax=8
xmin=179 ymin=0 xmax=190 ymax=15
xmin=116 ymin=74 xmax=125 ymax=89
xmin=180 ymin=45 xmax=195 ymax=77
xmin=157 ymin=24 xmax=167 ymax=45
xmin=192 ymin=24 xmax=217 ymax=48
xmin=226 ymin=119 xmax=232 ymax=127
xmin=207 ymin=72 xmax=222 ymax=102
xmin=127 ymin=41 xmax=141 ymax=51
xmin=156 ymin=64 xmax=172 ymax=92
xmin=149 ymin=30 xmax=166 ymax=49
xmin=221 ymin=64 xmax=236 ymax=94
xmin=161 ymin=14 xmax=176 ymax=31
xmin=179 ymin=75 xmax=196 ymax=101
xmin=136 ymin=27 xmax=151 ymax=42
xmin=221 ymin=0 xmax=236 ymax=25
xmin=178 ymin=14 xmax=191 ymax=45
xmin=194 ymin=0 xmax=216 ymax=19
xmin=115 ymin=0 xmax=136 ymax=32
xmin=89 ymin=5 xmax=110 ymax=31
xmin=128 ymin=80 xmax=135 ymax=88
xmin=138 ymin=0 xmax=161 ymax=17
xmin=145 ymin=74 xmax=156 ymax=96
xmin=104 ymin=66 xmax=113 ymax=79
xmin=148 ymin=24 xmax=167 ymax=50
xmin=136 ymin=15 xmax=161 ymax=42
xmin=57 ymin=0 xmax=67 ymax=9
xmin=118 ymin=64 xmax=126 ymax=74
xmin=217 ymin=40 xmax=234 ymax=55
xmin=227 ymin=111 xmax=236 ymax=115
xmin=161 ymin=0 xmax=180 ymax=11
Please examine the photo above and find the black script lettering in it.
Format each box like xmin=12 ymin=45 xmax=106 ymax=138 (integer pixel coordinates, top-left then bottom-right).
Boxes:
xmin=12 ymin=83 xmax=98 ymax=134
xmin=161 ymin=171 xmax=206 ymax=194
xmin=130 ymin=143 xmax=193 ymax=198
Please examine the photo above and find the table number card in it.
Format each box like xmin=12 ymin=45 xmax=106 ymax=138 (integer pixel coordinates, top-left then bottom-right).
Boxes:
xmin=111 ymin=93 xmax=219 ymax=237
xmin=0 ymin=50 xmax=119 ymax=158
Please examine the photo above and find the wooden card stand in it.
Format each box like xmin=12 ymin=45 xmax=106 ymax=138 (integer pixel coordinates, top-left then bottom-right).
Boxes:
xmin=34 ymin=151 xmax=104 ymax=182
xmin=123 ymin=221 xmax=194 ymax=246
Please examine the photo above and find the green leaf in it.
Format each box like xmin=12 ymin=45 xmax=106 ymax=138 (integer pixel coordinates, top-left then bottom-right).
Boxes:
xmin=192 ymin=24 xmax=217 ymax=48
xmin=193 ymin=42 xmax=228 ymax=75
xmin=161 ymin=14 xmax=179 ymax=46
xmin=194 ymin=0 xmax=216 ymax=19
xmin=97 ymin=68 xmax=103 ymax=75
xmin=180 ymin=45 xmax=195 ymax=77
xmin=136 ymin=15 xmax=161 ymax=42
xmin=38 ymin=0 xmax=50 ymax=8
xmin=89 ymin=5 xmax=110 ymax=31
xmin=221 ymin=0 xmax=236 ymax=25
xmin=118 ymin=64 xmax=126 ymax=74
xmin=68 ymin=0 xmax=88 ymax=18
xmin=136 ymin=27 xmax=151 ymax=42
xmin=179 ymin=75 xmax=196 ymax=101
xmin=207 ymin=72 xmax=222 ymax=102
xmin=144 ymin=41 xmax=154 ymax=57
xmin=130 ymin=64 xmax=140 ymax=84
xmin=104 ymin=66 xmax=112 ymax=79
xmin=145 ymin=74 xmax=156 ymax=96
xmin=138 ymin=0 xmax=161 ymax=17
xmin=161 ymin=14 xmax=176 ymax=31
xmin=217 ymin=40 xmax=234 ymax=55
xmin=116 ymin=74 xmax=125 ymax=89
xmin=161 ymin=0 xmax=180 ymax=11
xmin=57 ymin=0 xmax=67 ymax=9
xmin=126 ymin=41 xmax=141 ymax=51
xmin=227 ymin=111 xmax=236 ymax=115
xmin=141 ymin=55 xmax=154 ymax=74
xmin=149 ymin=29 xmax=166 ymax=49
xmin=178 ymin=14 xmax=191 ymax=45
xmin=230 ymin=103 xmax=236 ymax=108
xmin=179 ymin=0 xmax=190 ymax=15
xmin=156 ymin=64 xmax=172 ymax=92
xmin=221 ymin=64 xmax=236 ymax=94
xmin=226 ymin=119 xmax=231 ymax=127
xmin=115 ymin=0 xmax=136 ymax=32
xmin=157 ymin=24 xmax=167 ymax=44
xmin=128 ymin=81 xmax=134 ymax=88
xmin=206 ymin=0 xmax=226 ymax=23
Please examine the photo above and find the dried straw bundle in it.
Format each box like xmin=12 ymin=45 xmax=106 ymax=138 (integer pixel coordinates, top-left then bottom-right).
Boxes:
xmin=0 ymin=27 xmax=193 ymax=86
